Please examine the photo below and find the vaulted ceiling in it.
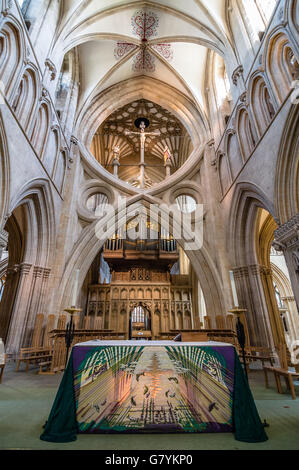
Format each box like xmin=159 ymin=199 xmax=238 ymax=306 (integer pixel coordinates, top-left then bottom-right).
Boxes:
xmin=54 ymin=1 xmax=233 ymax=185
xmin=90 ymin=99 xmax=193 ymax=186
xmin=56 ymin=1 xmax=231 ymax=112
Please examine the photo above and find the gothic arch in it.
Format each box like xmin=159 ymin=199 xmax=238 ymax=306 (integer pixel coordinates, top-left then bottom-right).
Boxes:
xmin=265 ymin=29 xmax=299 ymax=104
xmin=9 ymin=178 xmax=56 ymax=267
xmin=30 ymin=100 xmax=51 ymax=157
xmin=12 ymin=64 xmax=40 ymax=133
xmin=0 ymin=17 xmax=25 ymax=100
xmin=227 ymin=182 xmax=276 ymax=265
xmin=53 ymin=196 xmax=225 ymax=322
xmin=0 ymin=178 xmax=56 ymax=353
xmin=236 ymin=105 xmax=257 ymax=160
xmin=217 ymin=151 xmax=231 ymax=196
xmin=0 ymin=112 xmax=10 ymax=230
xmin=77 ymin=77 xmax=207 ymax=149
xmin=248 ymin=73 xmax=277 ymax=137
xmin=274 ymin=105 xmax=299 ymax=223
xmin=73 ymin=76 xmax=211 ymax=197
xmin=42 ymin=125 xmax=61 ymax=178
xmin=224 ymin=129 xmax=243 ymax=179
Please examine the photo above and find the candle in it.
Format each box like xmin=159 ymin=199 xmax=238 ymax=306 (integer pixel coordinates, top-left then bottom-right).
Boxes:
xmin=71 ymin=269 xmax=80 ymax=307
xmin=229 ymin=270 xmax=239 ymax=307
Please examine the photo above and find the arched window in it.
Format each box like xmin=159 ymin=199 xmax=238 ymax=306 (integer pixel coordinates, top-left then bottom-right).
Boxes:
xmin=273 ymin=283 xmax=283 ymax=308
xmin=214 ymin=55 xmax=233 ymax=125
xmin=0 ymin=275 xmax=6 ymax=301
xmin=131 ymin=305 xmax=145 ymax=323
xmin=255 ymin=0 xmax=278 ymax=25
xmin=242 ymin=0 xmax=277 ymax=39
xmin=241 ymin=0 xmax=266 ymax=42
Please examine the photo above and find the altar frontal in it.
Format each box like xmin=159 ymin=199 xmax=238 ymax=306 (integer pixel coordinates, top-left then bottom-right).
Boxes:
xmin=40 ymin=341 xmax=268 ymax=442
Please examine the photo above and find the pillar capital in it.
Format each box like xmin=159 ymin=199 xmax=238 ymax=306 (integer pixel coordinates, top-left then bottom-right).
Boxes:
xmin=274 ymin=214 xmax=299 ymax=248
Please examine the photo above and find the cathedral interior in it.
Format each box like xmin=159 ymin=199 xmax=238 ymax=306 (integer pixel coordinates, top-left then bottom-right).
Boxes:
xmin=0 ymin=0 xmax=298 ymax=451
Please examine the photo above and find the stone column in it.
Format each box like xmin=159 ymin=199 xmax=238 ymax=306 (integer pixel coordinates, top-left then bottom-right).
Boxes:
xmin=21 ymin=265 xmax=51 ymax=347
xmin=258 ymin=265 xmax=285 ymax=349
xmin=0 ymin=264 xmax=19 ymax=341
xmin=273 ymin=215 xmax=299 ymax=311
xmin=112 ymin=146 xmax=120 ymax=178
xmin=232 ymin=265 xmax=276 ymax=350
xmin=165 ymin=159 xmax=171 ymax=178
xmin=5 ymin=262 xmax=32 ymax=357
xmin=281 ymin=295 xmax=298 ymax=342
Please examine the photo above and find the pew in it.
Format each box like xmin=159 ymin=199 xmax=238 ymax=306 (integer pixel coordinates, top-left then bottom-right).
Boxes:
xmin=263 ymin=343 xmax=299 ymax=399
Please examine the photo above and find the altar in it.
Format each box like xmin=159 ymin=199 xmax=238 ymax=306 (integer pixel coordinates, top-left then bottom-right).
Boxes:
xmin=40 ymin=340 xmax=268 ymax=443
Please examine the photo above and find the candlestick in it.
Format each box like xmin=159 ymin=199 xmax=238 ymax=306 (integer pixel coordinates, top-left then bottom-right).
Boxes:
xmin=64 ymin=307 xmax=82 ymax=368
xmin=228 ymin=308 xmax=248 ymax=381
xmin=71 ymin=269 xmax=80 ymax=307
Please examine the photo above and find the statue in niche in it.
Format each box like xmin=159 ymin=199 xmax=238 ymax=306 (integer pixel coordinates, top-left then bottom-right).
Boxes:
xmin=163 ymin=145 xmax=172 ymax=165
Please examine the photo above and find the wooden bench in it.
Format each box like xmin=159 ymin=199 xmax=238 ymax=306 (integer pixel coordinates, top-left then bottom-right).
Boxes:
xmin=16 ymin=347 xmax=52 ymax=372
xmin=263 ymin=344 xmax=299 ymax=399
xmin=39 ymin=360 xmax=53 ymax=374
xmin=263 ymin=366 xmax=299 ymax=399
xmin=242 ymin=347 xmax=274 ymax=372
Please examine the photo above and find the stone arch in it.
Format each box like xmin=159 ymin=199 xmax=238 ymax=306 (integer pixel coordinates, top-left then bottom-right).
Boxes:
xmin=12 ymin=64 xmax=40 ymax=133
xmin=217 ymin=151 xmax=231 ymax=196
xmin=42 ymin=125 xmax=61 ymax=177
xmin=227 ymin=183 xmax=280 ymax=349
xmin=30 ymin=100 xmax=51 ymax=157
xmin=265 ymin=29 xmax=299 ymax=104
xmin=248 ymin=73 xmax=277 ymax=136
xmin=0 ymin=17 xmax=25 ymax=100
xmin=0 ymin=112 xmax=10 ymax=230
xmin=236 ymin=106 xmax=256 ymax=160
xmin=271 ymin=262 xmax=298 ymax=346
xmin=224 ymin=129 xmax=243 ymax=179
xmin=53 ymin=147 xmax=67 ymax=195
xmin=274 ymin=105 xmax=299 ymax=224
xmin=53 ymin=196 xmax=225 ymax=323
xmin=228 ymin=181 xmax=276 ymax=266
xmin=74 ymin=77 xmax=209 ymax=193
xmin=0 ymin=179 xmax=56 ymax=355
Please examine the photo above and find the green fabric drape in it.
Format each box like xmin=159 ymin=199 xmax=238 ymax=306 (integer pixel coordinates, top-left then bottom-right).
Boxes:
xmin=233 ymin=349 xmax=268 ymax=442
xmin=40 ymin=351 xmax=77 ymax=443
xmin=40 ymin=347 xmax=268 ymax=443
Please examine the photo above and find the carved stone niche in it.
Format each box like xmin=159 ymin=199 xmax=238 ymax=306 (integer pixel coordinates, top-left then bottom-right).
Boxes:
xmin=232 ymin=65 xmax=244 ymax=86
xmin=239 ymin=91 xmax=248 ymax=106
xmin=1 ymin=0 xmax=12 ymax=16
xmin=45 ymin=58 xmax=57 ymax=81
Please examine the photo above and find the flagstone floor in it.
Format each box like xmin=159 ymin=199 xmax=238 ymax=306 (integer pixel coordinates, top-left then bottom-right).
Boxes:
xmin=0 ymin=362 xmax=299 ymax=450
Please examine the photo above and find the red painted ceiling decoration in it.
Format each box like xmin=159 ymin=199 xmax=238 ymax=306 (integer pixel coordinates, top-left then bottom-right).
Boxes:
xmin=114 ymin=41 xmax=137 ymax=61
xmin=131 ymin=10 xmax=159 ymax=40
xmin=132 ymin=48 xmax=156 ymax=72
xmin=114 ymin=9 xmax=173 ymax=72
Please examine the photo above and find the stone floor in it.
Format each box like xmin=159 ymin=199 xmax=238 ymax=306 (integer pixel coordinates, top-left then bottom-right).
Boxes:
xmin=0 ymin=362 xmax=299 ymax=450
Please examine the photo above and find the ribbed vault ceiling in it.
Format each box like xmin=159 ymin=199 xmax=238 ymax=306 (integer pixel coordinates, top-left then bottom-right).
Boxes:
xmin=54 ymin=1 xmax=231 ymax=185
xmin=56 ymin=0 xmax=229 ymax=112
xmin=91 ymin=99 xmax=193 ymax=186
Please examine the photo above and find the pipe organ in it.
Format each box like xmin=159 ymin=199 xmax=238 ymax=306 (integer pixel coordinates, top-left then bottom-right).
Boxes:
xmin=85 ymin=228 xmax=194 ymax=339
